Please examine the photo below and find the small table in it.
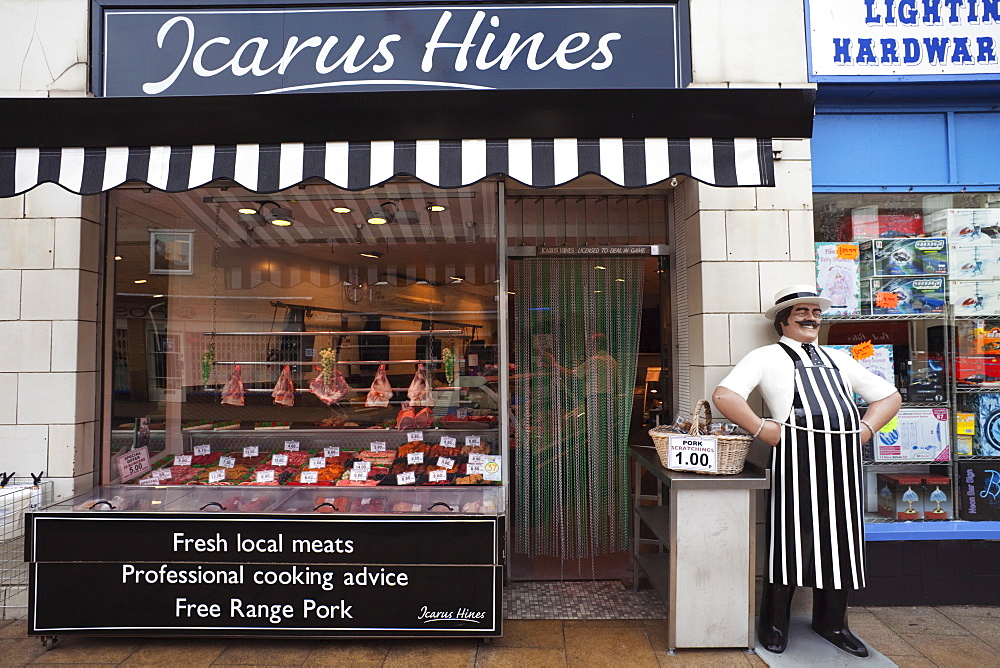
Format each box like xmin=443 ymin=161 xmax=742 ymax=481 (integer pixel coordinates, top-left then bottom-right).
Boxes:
xmin=629 ymin=444 xmax=770 ymax=653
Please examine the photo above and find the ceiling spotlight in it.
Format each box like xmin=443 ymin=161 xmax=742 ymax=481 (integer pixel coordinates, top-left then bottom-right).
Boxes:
xmin=237 ymin=206 xmax=258 ymax=215
xmin=366 ymin=205 xmax=391 ymax=225
xmin=265 ymin=206 xmax=294 ymax=227
xmin=615 ymin=278 xmax=626 ymax=282
xmin=426 ymin=203 xmax=447 ymax=213
xmin=114 ymin=256 xmax=122 ymax=261
xmin=134 ymin=279 xmax=147 ymax=284
xmin=449 ymin=276 xmax=465 ymax=282
xmin=595 ymin=265 xmax=607 ymax=270
xmin=152 ymin=294 xmax=164 ymax=298
xmin=359 ymin=251 xmax=383 ymax=259
xmin=331 ymin=206 xmax=352 ymax=214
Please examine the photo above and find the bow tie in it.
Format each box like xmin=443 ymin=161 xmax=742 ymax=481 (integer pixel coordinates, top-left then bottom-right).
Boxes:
xmin=801 ymin=342 xmax=825 ymax=366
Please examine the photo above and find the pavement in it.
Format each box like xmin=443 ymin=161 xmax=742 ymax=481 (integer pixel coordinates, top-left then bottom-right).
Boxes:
xmin=1 ymin=606 xmax=999 ymax=667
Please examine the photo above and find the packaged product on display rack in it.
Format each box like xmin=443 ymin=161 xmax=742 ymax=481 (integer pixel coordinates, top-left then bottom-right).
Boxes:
xmin=922 ymin=475 xmax=952 ymax=520
xmin=867 ymin=407 xmax=950 ymax=462
xmin=923 ymin=208 xmax=1000 ymax=239
xmin=858 ymin=237 xmax=948 ymax=277
xmin=861 ymin=276 xmax=947 ymax=314
xmin=948 ymin=239 xmax=1000 ymax=281
xmin=951 ymin=280 xmax=1000 ymax=316
xmin=815 ymin=242 xmax=861 ymax=315
xmin=876 ymin=473 xmax=924 ymax=520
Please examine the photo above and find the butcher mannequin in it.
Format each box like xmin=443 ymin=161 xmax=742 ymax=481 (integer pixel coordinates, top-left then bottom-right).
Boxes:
xmin=713 ymin=285 xmax=901 ymax=656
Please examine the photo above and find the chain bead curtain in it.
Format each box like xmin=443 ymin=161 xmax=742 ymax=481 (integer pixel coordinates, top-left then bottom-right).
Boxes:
xmin=511 ymin=257 xmax=642 ymax=568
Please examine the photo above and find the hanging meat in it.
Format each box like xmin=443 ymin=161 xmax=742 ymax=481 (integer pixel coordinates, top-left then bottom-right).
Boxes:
xmin=407 ymin=363 xmax=435 ymax=407
xmin=220 ymin=365 xmax=245 ymax=406
xmin=309 ymin=370 xmax=352 ymax=406
xmin=271 ymin=365 xmax=295 ymax=407
xmin=365 ymin=364 xmax=391 ymax=407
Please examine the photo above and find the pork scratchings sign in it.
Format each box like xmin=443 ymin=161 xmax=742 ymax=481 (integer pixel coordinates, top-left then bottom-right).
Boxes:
xmin=806 ymin=0 xmax=1000 ymax=81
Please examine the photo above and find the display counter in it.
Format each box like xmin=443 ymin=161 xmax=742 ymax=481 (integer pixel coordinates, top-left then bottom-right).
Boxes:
xmin=629 ymin=445 xmax=769 ymax=653
xmin=25 ymin=484 xmax=503 ymax=643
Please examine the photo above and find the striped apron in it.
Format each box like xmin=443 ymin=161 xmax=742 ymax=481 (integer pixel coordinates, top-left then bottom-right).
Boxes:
xmin=767 ymin=342 xmax=866 ymax=590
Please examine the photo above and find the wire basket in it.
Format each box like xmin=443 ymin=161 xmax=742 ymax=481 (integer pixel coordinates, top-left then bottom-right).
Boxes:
xmin=648 ymin=399 xmax=753 ymax=475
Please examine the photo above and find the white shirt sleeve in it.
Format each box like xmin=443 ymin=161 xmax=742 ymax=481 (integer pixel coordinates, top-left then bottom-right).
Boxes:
xmin=717 ymin=347 xmax=768 ymax=400
xmin=824 ymin=347 xmax=899 ymax=403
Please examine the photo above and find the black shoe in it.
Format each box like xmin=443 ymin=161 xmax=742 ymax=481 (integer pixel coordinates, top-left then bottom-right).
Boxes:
xmin=758 ymin=625 xmax=789 ymax=654
xmin=810 ymin=625 xmax=870 ymax=657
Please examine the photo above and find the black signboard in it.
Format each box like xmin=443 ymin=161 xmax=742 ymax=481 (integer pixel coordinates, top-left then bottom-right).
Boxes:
xmin=957 ymin=462 xmax=1000 ymax=521
xmin=95 ymin=3 xmax=690 ymax=97
xmin=27 ymin=513 xmax=503 ymax=637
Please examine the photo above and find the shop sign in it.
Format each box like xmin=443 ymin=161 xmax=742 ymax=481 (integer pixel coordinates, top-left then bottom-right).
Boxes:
xmin=97 ymin=3 xmax=689 ymax=97
xmin=27 ymin=513 xmax=502 ymax=637
xmin=666 ymin=435 xmax=718 ymax=474
xmin=806 ymin=0 xmax=1000 ymax=81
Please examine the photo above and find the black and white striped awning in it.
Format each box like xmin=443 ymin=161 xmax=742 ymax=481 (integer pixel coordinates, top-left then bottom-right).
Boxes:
xmin=0 ymin=137 xmax=774 ymax=197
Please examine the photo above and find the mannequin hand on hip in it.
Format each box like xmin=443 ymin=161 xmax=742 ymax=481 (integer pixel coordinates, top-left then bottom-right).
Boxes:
xmin=759 ymin=420 xmax=782 ymax=446
xmin=711 ymin=386 xmax=781 ymax=446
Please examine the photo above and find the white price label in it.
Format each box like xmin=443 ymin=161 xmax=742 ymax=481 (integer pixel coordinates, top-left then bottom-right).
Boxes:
xmin=361 ymin=497 xmax=371 ymax=505
xmin=256 ymin=470 xmax=275 ymax=483
xmin=243 ymin=446 xmax=259 ymax=458
xmin=138 ymin=476 xmax=158 ymax=486
xmin=115 ymin=446 xmax=151 ymax=482
xmin=437 ymin=457 xmax=455 ymax=470
xmin=284 ymin=440 xmax=300 ymax=451
xmin=300 ymin=471 xmax=319 ymax=484
xmin=457 ymin=408 xmax=470 ymax=419
xmin=666 ymin=435 xmax=719 ymax=474
xmin=407 ymin=431 xmax=424 ymax=442
xmin=208 ymin=469 xmax=226 ymax=483
xmin=429 ymin=469 xmax=448 ymax=482
xmin=440 ymin=436 xmax=457 ymax=448
xmin=483 ymin=455 xmax=502 ymax=481
xmin=350 ymin=469 xmax=368 ymax=482
xmin=397 ymin=471 xmax=416 ymax=485
xmin=370 ymin=441 xmax=387 ymax=452
xmin=155 ymin=468 xmax=172 ymax=481
xmin=467 ymin=463 xmax=486 ymax=475
xmin=271 ymin=454 xmax=289 ymax=466
xmin=407 ymin=452 xmax=425 ymax=464
xmin=193 ymin=444 xmax=211 ymax=456
xmin=174 ymin=455 xmax=192 ymax=466
xmin=309 ymin=457 xmax=326 ymax=469
xmin=353 ymin=461 xmax=372 ymax=472
xmin=219 ymin=456 xmax=236 ymax=469
xmin=465 ymin=435 xmax=481 ymax=447
xmin=324 ymin=446 xmax=340 ymax=458
xmin=468 ymin=453 xmax=486 ymax=465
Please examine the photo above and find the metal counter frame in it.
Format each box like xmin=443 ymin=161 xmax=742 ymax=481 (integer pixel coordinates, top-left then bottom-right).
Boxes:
xmin=629 ymin=444 xmax=770 ymax=654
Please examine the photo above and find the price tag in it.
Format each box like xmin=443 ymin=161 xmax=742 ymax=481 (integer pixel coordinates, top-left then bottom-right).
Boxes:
xmin=309 ymin=457 xmax=326 ymax=469
xmin=397 ymin=471 xmax=416 ymax=485
xmin=666 ymin=435 xmax=718 ymax=474
xmin=284 ymin=440 xmax=300 ymax=451
xmin=208 ymin=469 xmax=226 ymax=483
xmin=353 ymin=461 xmax=372 ymax=472
xmin=467 ymin=463 xmax=486 ymax=475
xmin=193 ymin=444 xmax=211 ymax=456
xmin=440 ymin=436 xmax=457 ymax=448
xmin=256 ymin=470 xmax=275 ymax=483
xmin=465 ymin=435 xmax=481 ymax=447
xmin=851 ymin=340 xmax=875 ymax=361
xmin=243 ymin=446 xmax=259 ymax=458
xmin=408 ymin=452 xmax=425 ymax=464
xmin=271 ymin=454 xmax=289 ymax=466
xmin=438 ymin=457 xmax=455 ymax=470
xmin=468 ymin=453 xmax=486 ymax=465
xmin=300 ymin=471 xmax=319 ymax=484
xmin=361 ymin=498 xmax=371 ymax=506
xmin=115 ymin=446 xmax=151 ymax=482
xmin=324 ymin=446 xmax=340 ymax=458
xmin=483 ymin=455 xmax=502 ymax=481
xmin=875 ymin=291 xmax=900 ymax=309
xmin=407 ymin=431 xmax=424 ymax=442
xmin=370 ymin=441 xmax=387 ymax=453
xmin=138 ymin=476 xmax=159 ymax=486
xmin=836 ymin=243 xmax=859 ymax=260
xmin=350 ymin=469 xmax=368 ymax=482
xmin=155 ymin=468 xmax=172 ymax=481
xmin=219 ymin=456 xmax=236 ymax=469
xmin=429 ymin=469 xmax=448 ymax=482
xmin=457 ymin=408 xmax=470 ymax=419
xmin=174 ymin=454 xmax=192 ymax=466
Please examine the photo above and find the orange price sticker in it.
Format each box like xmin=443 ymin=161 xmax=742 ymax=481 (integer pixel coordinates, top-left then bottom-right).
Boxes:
xmin=836 ymin=244 xmax=859 ymax=260
xmin=875 ymin=291 xmax=899 ymax=309
xmin=851 ymin=340 xmax=875 ymax=361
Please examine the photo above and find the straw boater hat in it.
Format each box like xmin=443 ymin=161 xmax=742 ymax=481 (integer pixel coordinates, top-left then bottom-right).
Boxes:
xmin=764 ymin=284 xmax=832 ymax=320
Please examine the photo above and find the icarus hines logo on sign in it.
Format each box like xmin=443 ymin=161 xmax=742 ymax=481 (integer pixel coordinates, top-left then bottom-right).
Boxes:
xmin=417 ymin=606 xmax=487 ymax=624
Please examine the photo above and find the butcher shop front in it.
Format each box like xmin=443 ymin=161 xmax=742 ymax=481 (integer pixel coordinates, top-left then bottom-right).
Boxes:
xmin=0 ymin=0 xmax=815 ymax=642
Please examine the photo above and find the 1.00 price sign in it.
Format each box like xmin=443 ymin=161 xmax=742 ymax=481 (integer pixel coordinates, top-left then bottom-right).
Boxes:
xmin=666 ymin=435 xmax=718 ymax=474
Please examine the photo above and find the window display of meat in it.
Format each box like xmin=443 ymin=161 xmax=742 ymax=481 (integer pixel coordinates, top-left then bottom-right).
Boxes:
xmin=309 ymin=369 xmax=352 ymax=406
xmin=407 ymin=364 xmax=434 ymax=406
xmin=271 ymin=365 xmax=295 ymax=407
xmin=190 ymin=452 xmax=223 ymax=466
xmin=220 ymin=365 xmax=245 ymax=406
xmin=365 ymin=364 xmax=392 ymax=407
xmin=396 ymin=405 xmax=416 ymax=430
xmin=414 ymin=407 xmax=435 ymax=428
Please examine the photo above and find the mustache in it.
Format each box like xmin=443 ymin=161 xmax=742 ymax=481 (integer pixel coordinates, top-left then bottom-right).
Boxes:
xmin=795 ymin=319 xmax=822 ymax=327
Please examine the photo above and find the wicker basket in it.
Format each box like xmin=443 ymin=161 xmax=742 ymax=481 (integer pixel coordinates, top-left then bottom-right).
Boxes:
xmin=648 ymin=399 xmax=753 ymax=475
